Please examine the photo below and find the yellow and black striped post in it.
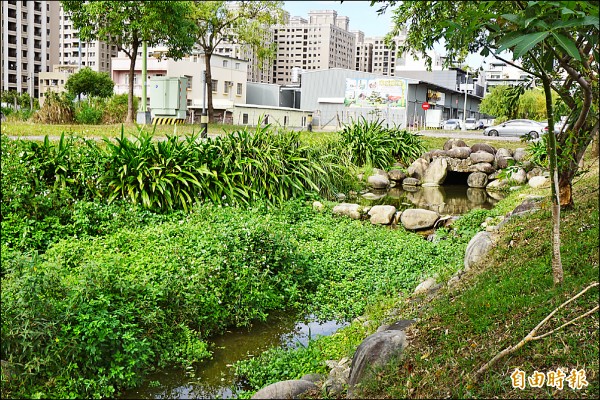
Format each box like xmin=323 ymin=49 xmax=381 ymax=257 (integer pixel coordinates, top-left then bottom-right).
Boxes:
xmin=152 ymin=117 xmax=186 ymax=125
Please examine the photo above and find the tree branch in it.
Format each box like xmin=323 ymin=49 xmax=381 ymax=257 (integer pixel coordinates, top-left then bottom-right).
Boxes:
xmin=473 ymin=281 xmax=599 ymax=379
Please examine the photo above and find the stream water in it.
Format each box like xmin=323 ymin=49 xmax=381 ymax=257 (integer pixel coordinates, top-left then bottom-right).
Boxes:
xmin=121 ymin=312 xmax=347 ymax=399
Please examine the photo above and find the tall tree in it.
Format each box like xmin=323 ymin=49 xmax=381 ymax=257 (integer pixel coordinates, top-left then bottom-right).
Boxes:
xmin=191 ymin=1 xmax=284 ymax=122
xmin=61 ymin=1 xmax=198 ymax=123
xmin=65 ymin=67 xmax=114 ymax=99
xmin=372 ymin=1 xmax=598 ymax=285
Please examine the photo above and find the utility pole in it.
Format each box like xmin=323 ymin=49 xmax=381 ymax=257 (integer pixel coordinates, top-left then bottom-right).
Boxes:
xmin=136 ymin=41 xmax=151 ymax=124
xmin=462 ymin=69 xmax=469 ymax=131
xmin=200 ymin=70 xmax=208 ymax=138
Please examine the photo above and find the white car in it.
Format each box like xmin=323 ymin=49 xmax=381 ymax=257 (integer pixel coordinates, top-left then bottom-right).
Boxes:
xmin=443 ymin=119 xmax=461 ymax=130
xmin=464 ymin=118 xmax=478 ymax=130
xmin=483 ymin=119 xmax=546 ymax=139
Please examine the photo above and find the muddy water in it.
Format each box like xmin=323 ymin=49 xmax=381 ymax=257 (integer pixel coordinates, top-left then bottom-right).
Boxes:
xmin=121 ymin=312 xmax=347 ymax=399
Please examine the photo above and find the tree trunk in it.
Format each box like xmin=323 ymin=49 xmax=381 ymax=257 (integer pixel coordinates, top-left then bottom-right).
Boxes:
xmin=204 ymin=52 xmax=214 ymax=123
xmin=126 ymin=44 xmax=139 ymax=124
xmin=541 ymin=74 xmax=563 ymax=285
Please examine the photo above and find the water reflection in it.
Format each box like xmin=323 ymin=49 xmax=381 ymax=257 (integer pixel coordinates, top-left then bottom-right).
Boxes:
xmin=121 ymin=312 xmax=347 ymax=399
xmin=356 ymin=184 xmax=504 ymax=215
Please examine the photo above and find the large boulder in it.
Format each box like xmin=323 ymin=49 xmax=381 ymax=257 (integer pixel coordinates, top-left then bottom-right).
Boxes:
xmin=529 ymin=175 xmax=550 ymax=188
xmin=323 ymin=357 xmax=351 ymax=397
xmin=347 ymin=330 xmax=409 ymax=398
xmin=400 ymin=208 xmax=440 ymax=230
xmin=368 ymin=205 xmax=397 ymax=225
xmin=422 ymin=157 xmax=448 ymax=186
xmin=387 ymin=169 xmax=407 ymax=182
xmin=332 ymin=203 xmax=362 ymax=219
xmin=467 ymin=172 xmax=488 ymax=188
xmin=496 ymin=148 xmax=513 ymax=158
xmin=430 ymin=149 xmax=449 ymax=157
xmin=252 ymin=380 xmax=317 ymax=399
xmin=487 ymin=179 xmax=509 ymax=190
xmin=443 ymin=138 xmax=468 ymax=150
xmin=407 ymin=158 xmax=429 ymax=181
xmin=367 ymin=174 xmax=390 ymax=189
xmin=464 ymin=231 xmax=494 ymax=271
xmin=471 ymin=143 xmax=496 ymax=155
xmin=402 ymin=177 xmax=421 ymax=186
xmin=513 ymin=148 xmax=527 ymax=162
xmin=508 ymin=167 xmax=527 ymax=184
xmin=470 ymin=151 xmax=495 ymax=164
xmin=495 ymin=156 xmax=515 ymax=169
xmin=469 ymin=162 xmax=496 ymax=173
xmin=447 ymin=146 xmax=472 ymax=159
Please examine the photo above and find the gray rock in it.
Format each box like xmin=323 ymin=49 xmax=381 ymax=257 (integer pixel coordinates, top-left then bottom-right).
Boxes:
xmin=400 ymin=208 xmax=440 ymax=230
xmin=443 ymin=138 xmax=468 ymax=150
xmin=470 ymin=143 xmax=496 ymax=155
xmin=407 ymin=158 xmax=429 ymax=181
xmin=513 ymin=148 xmax=527 ymax=162
xmin=367 ymin=174 xmax=390 ymax=189
xmin=469 ymin=162 xmax=495 ymax=173
xmin=447 ymin=147 xmax=472 ymax=159
xmin=430 ymin=149 xmax=449 ymax=157
xmin=496 ymin=148 xmax=513 ymax=158
xmin=388 ymin=169 xmax=407 ymax=182
xmin=464 ymin=231 xmax=494 ymax=271
xmin=509 ymin=168 xmax=527 ymax=184
xmin=467 ymin=172 xmax=488 ymax=188
xmin=529 ymin=175 xmax=550 ymax=188
xmin=527 ymin=167 xmax=544 ymax=180
xmin=373 ymin=168 xmax=389 ymax=178
xmin=347 ymin=330 xmax=408 ymax=398
xmin=470 ymin=151 xmax=495 ymax=164
xmin=336 ymin=193 xmax=347 ymax=201
xmin=332 ymin=203 xmax=362 ymax=220
xmin=402 ymin=177 xmax=421 ymax=186
xmin=368 ymin=205 xmax=397 ymax=225
xmin=422 ymin=157 xmax=448 ymax=186
xmin=323 ymin=357 xmax=351 ymax=397
xmin=361 ymin=192 xmax=386 ymax=200
xmin=252 ymin=380 xmax=317 ymax=399
xmin=495 ymin=156 xmax=514 ymax=169
xmin=413 ymin=277 xmax=436 ymax=294
xmin=301 ymin=373 xmax=324 ymax=383
xmin=486 ymin=179 xmax=508 ymax=191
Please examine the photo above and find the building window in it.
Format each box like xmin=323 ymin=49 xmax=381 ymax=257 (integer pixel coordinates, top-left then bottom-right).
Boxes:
xmin=224 ymin=81 xmax=232 ymax=94
xmin=242 ymin=113 xmax=248 ymax=124
xmin=235 ymin=62 xmax=240 ymax=70
xmin=237 ymin=83 xmax=242 ymax=95
xmin=211 ymin=79 xmax=218 ymax=92
xmin=223 ymin=60 xmax=228 ymax=67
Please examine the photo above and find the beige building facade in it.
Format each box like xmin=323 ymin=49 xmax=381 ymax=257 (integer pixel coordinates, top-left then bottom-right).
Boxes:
xmin=1 ymin=0 xmax=59 ymax=97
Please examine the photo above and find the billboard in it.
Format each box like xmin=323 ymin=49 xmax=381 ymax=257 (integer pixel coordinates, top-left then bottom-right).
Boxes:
xmin=344 ymin=78 xmax=407 ymax=108
xmin=427 ymin=89 xmax=445 ymax=105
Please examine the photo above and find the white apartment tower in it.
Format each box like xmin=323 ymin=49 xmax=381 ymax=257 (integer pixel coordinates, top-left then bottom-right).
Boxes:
xmin=58 ymin=5 xmax=118 ymax=73
xmin=272 ymin=10 xmax=356 ymax=85
xmin=1 ymin=0 xmax=59 ymax=97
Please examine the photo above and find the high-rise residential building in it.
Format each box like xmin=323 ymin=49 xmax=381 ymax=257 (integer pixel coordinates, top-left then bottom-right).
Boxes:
xmin=1 ymin=0 xmax=59 ymax=97
xmin=58 ymin=5 xmax=118 ymax=73
xmin=354 ymin=31 xmax=405 ymax=77
xmin=271 ymin=10 xmax=356 ymax=85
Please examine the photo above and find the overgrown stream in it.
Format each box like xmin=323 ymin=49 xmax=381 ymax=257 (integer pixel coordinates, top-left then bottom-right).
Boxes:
xmin=121 ymin=312 xmax=347 ymax=399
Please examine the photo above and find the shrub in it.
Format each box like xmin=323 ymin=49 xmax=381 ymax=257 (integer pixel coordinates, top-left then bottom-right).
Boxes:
xmin=103 ymin=94 xmax=137 ymax=124
xmin=74 ymin=98 xmax=104 ymax=125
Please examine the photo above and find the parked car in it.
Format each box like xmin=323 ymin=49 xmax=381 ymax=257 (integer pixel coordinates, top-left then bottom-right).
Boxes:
xmin=464 ymin=118 xmax=478 ymax=130
xmin=483 ymin=119 xmax=546 ymax=139
xmin=540 ymin=118 xmax=569 ymax=134
xmin=443 ymin=119 xmax=461 ymax=130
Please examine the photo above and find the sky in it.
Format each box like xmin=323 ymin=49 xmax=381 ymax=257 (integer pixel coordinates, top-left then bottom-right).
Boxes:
xmin=282 ymin=0 xmax=489 ymax=69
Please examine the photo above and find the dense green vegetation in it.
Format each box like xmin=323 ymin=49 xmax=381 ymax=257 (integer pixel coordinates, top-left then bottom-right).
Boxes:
xmin=1 ymin=121 xmax=438 ymax=398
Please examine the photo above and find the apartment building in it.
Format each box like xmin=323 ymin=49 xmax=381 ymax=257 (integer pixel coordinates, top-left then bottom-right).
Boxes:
xmin=111 ymin=52 xmax=248 ymax=118
xmin=58 ymin=5 xmax=118 ymax=73
xmin=271 ymin=10 xmax=356 ymax=85
xmin=483 ymin=61 xmax=534 ymax=93
xmin=354 ymin=34 xmax=404 ymax=77
xmin=1 ymin=0 xmax=59 ymax=97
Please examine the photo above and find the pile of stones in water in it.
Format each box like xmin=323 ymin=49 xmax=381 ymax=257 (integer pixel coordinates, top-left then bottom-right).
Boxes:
xmin=324 ymin=138 xmax=550 ymax=231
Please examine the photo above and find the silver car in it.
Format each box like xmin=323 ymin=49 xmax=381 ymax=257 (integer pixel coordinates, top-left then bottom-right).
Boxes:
xmin=483 ymin=119 xmax=546 ymax=139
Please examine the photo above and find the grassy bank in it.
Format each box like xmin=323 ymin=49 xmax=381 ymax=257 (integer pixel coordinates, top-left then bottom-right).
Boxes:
xmin=234 ymin=152 xmax=599 ymax=399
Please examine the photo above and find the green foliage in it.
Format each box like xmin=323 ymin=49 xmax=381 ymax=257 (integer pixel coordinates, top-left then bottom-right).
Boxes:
xmin=103 ymin=94 xmax=137 ymax=124
xmin=65 ymin=67 xmax=114 ymax=99
xmin=339 ymin=117 xmax=425 ymax=169
xmin=74 ymin=98 xmax=105 ymax=124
